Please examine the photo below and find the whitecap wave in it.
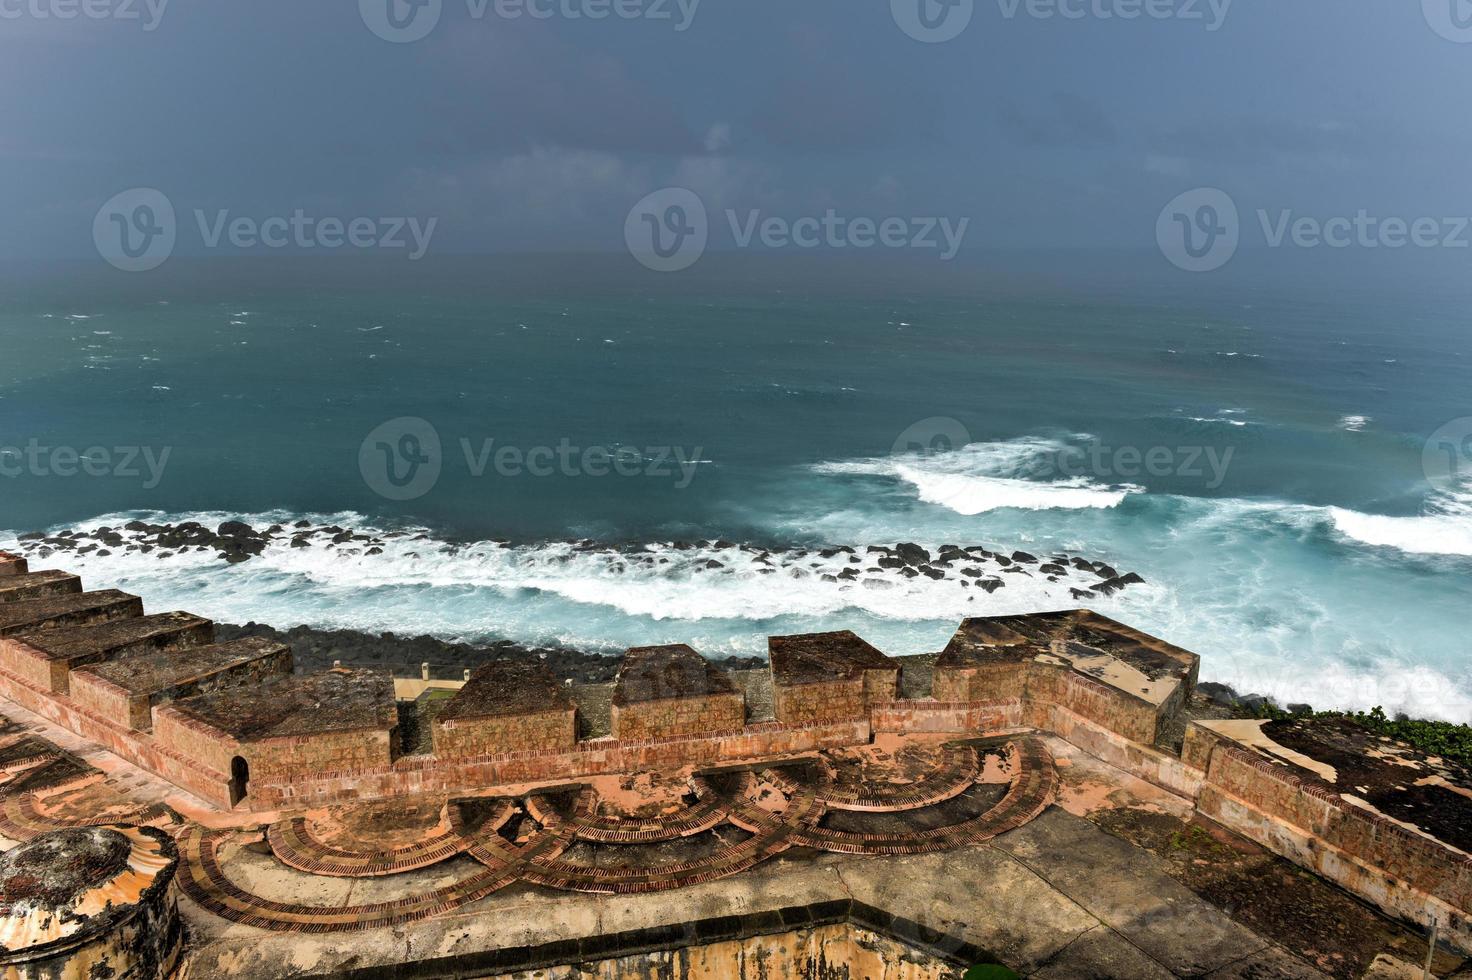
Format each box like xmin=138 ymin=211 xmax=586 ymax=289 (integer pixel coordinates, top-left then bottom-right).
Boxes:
xmin=1328 ymin=489 xmax=1472 ymax=557
xmin=813 ymin=437 xmax=1142 ymax=516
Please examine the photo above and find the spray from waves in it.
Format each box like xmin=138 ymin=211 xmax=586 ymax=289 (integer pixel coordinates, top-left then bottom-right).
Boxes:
xmin=813 ymin=436 xmax=1142 ymax=516
xmin=0 ymin=510 xmax=1154 ymax=657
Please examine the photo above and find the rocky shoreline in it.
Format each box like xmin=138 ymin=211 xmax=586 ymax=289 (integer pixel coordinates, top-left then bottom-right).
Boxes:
xmin=216 ymin=622 xmax=767 ymax=684
xmin=10 ymin=519 xmax=1151 ymax=602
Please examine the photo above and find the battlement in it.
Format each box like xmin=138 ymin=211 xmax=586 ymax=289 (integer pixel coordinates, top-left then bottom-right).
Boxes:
xmin=0 ymin=558 xmax=1464 ymax=957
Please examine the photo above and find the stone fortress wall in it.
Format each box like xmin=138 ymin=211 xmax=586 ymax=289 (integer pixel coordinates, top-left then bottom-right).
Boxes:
xmin=0 ymin=550 xmax=1468 ymax=953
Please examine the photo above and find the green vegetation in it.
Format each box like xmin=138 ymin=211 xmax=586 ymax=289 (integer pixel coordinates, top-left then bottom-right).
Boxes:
xmin=963 ymin=965 xmax=1021 ymax=980
xmin=1169 ymin=824 xmax=1227 ymax=856
xmin=1243 ymin=704 xmax=1472 ymax=768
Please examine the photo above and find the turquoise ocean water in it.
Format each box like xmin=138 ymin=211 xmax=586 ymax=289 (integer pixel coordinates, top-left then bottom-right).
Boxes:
xmin=1 ymin=254 xmax=1468 ymax=720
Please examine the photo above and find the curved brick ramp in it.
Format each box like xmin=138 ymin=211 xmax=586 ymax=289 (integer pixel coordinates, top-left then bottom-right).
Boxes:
xmin=766 ymin=742 xmax=983 ymax=813
xmin=265 ymin=815 xmax=471 ymax=878
xmin=528 ymin=785 xmax=732 ymax=844
xmin=477 ymin=773 xmax=819 ymax=895
xmin=788 ymin=738 xmax=1057 ymax=856
xmin=0 ymin=784 xmax=174 ymax=842
xmin=176 ymin=825 xmax=516 ymax=933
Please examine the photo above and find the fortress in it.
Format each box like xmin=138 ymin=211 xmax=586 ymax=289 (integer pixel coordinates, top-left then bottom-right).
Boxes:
xmin=0 ymin=548 xmax=1468 ymax=978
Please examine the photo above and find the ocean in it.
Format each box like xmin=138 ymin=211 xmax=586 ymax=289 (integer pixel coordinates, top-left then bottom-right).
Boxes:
xmin=2 ymin=253 xmax=1469 ymax=720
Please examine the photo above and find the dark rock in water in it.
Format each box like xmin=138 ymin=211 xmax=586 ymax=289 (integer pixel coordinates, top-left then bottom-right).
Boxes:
xmin=877 ymin=556 xmax=907 ymax=570
xmin=1238 ymin=693 xmax=1272 ymax=713
xmin=1071 ymin=558 xmax=1095 ymax=572
xmin=218 ymin=521 xmax=259 ymax=538
xmin=294 ymin=520 xmax=312 ymax=528
xmin=290 ymin=538 xmax=310 ymax=549
xmin=1094 ymin=564 xmax=1119 ymax=580
xmin=900 ymin=567 xmax=919 ymax=578
xmin=821 ymin=573 xmax=838 ymax=583
xmin=977 ymin=578 xmax=1005 ymax=593
xmin=1002 ymin=567 xmax=1030 ymax=575
xmin=894 ymin=542 xmax=931 ymax=566
xmin=866 ymin=545 xmax=890 ymax=555
xmin=994 ymin=555 xmax=1013 ymax=568
xmin=1039 ymin=563 xmax=1066 ymax=575
xmin=837 ymin=568 xmax=860 ymax=581
xmin=18 ymin=532 xmax=43 ymax=541
xmin=1198 ymin=682 xmax=1239 ymax=707
xmin=703 ymin=559 xmax=724 ymax=570
xmin=919 ymin=565 xmax=945 ymax=580
xmin=124 ymin=521 xmax=150 ymax=532
xmin=1093 ymin=572 xmax=1145 ymax=596
xmin=1011 ymin=551 xmax=1038 ymax=564
xmin=366 ymin=547 xmax=384 ymax=556
xmin=1070 ymin=588 xmax=1095 ymax=601
xmin=960 ymin=567 xmax=982 ymax=578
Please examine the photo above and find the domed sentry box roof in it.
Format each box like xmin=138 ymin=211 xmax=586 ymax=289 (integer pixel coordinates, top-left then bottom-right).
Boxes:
xmin=0 ymin=825 xmax=183 ymax=979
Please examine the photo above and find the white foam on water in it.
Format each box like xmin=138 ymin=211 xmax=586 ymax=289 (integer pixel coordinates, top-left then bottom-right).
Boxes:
xmin=1328 ymin=489 xmax=1472 ymax=557
xmin=0 ymin=509 xmax=1141 ymax=656
xmin=813 ymin=437 xmax=1141 ymax=515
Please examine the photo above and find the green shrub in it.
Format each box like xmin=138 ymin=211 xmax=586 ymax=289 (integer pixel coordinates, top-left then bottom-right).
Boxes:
xmin=1240 ymin=703 xmax=1472 ymax=768
xmin=963 ymin=965 xmax=1021 ymax=980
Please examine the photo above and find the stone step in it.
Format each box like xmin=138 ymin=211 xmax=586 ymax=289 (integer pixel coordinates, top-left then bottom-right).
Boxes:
xmin=72 ymin=637 xmax=292 ymax=731
xmin=0 ymin=553 xmax=27 ymax=577
xmin=0 ymin=612 xmax=213 ymax=696
xmin=0 ymin=570 xmax=83 ymax=604
xmin=0 ymin=590 xmax=143 ymax=639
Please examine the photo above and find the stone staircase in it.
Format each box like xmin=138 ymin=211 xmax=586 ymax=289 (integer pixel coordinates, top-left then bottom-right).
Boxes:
xmin=0 ymin=551 xmax=290 ymax=731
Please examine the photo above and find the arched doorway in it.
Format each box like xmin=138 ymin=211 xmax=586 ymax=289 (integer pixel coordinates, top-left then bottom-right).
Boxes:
xmin=229 ymin=756 xmax=250 ymax=807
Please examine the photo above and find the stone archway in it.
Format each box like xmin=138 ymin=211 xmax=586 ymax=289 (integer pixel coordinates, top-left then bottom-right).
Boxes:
xmin=229 ymin=756 xmax=250 ymax=808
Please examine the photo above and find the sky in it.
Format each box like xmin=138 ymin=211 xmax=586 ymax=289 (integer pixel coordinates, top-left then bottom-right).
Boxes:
xmin=2 ymin=0 xmax=1470 ymax=262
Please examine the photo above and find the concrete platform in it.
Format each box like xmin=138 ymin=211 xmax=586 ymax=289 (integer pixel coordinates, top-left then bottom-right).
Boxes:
xmin=71 ymin=638 xmax=291 ymax=731
xmin=0 ymin=612 xmax=214 ymax=695
xmin=0 ymin=590 xmax=142 ymax=638
xmin=0 ymin=571 xmax=81 ymax=604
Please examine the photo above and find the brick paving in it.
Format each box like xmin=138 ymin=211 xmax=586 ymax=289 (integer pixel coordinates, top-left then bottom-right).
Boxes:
xmin=156 ymin=734 xmax=1058 ymax=931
